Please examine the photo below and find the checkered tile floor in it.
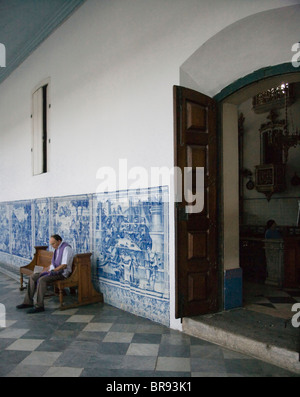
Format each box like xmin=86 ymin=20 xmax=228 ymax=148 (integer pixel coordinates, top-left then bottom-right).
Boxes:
xmin=0 ymin=273 xmax=298 ymax=377
xmin=243 ymin=281 xmax=300 ymax=320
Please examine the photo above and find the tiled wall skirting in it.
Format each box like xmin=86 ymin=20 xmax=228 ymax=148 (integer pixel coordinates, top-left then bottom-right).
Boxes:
xmin=0 ymin=187 xmax=170 ymax=326
xmin=224 ymin=268 xmax=243 ymax=310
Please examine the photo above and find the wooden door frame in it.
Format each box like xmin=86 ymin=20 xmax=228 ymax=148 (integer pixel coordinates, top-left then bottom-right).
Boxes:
xmin=175 ymin=63 xmax=300 ymax=319
xmin=174 ymin=86 xmax=219 ymax=319
xmin=214 ymin=64 xmax=300 ymax=313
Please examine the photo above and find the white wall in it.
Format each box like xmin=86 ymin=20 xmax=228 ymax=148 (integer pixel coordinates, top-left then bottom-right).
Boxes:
xmin=1 ymin=0 xmax=298 ymax=202
xmin=181 ymin=4 xmax=300 ymax=97
xmin=1 ymin=0 xmax=299 ymax=329
xmin=222 ymin=103 xmax=240 ymax=270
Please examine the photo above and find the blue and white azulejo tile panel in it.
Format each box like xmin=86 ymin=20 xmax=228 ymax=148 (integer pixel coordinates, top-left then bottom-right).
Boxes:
xmin=34 ymin=198 xmax=50 ymax=247
xmin=93 ymin=187 xmax=169 ymax=326
xmin=0 ymin=202 xmax=10 ymax=254
xmin=0 ymin=186 xmax=170 ymax=326
xmin=52 ymin=195 xmax=92 ymax=254
xmin=11 ymin=201 xmax=32 ymax=259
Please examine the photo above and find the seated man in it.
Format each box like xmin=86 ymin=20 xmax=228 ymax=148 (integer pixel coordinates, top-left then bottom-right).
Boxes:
xmin=265 ymin=219 xmax=282 ymax=239
xmin=17 ymin=234 xmax=74 ymax=314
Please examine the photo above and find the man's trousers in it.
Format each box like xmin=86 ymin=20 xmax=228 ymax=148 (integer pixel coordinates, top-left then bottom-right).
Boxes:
xmin=23 ymin=272 xmax=65 ymax=308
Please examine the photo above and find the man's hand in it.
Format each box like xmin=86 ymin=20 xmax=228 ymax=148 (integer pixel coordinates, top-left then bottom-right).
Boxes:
xmin=53 ymin=264 xmax=67 ymax=272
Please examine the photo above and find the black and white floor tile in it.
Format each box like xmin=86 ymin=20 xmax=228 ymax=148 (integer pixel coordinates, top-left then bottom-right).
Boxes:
xmin=243 ymin=281 xmax=300 ymax=320
xmin=0 ymin=273 xmax=298 ymax=377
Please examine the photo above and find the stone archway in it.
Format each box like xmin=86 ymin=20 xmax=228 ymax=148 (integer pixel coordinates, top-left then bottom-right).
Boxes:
xmin=180 ymin=4 xmax=300 ymax=98
xmin=178 ymin=4 xmax=300 ymax=310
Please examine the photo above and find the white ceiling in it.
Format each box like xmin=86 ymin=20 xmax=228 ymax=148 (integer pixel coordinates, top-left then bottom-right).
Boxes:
xmin=0 ymin=0 xmax=86 ymax=85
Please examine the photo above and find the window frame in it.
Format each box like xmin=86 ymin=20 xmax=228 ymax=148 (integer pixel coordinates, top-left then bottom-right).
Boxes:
xmin=31 ymin=78 xmax=51 ymax=176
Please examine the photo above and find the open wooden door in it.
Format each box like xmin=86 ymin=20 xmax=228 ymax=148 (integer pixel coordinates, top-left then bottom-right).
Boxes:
xmin=174 ymin=86 xmax=218 ymax=319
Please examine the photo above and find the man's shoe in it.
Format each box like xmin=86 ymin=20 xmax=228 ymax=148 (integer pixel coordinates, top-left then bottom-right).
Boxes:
xmin=27 ymin=306 xmax=45 ymax=314
xmin=16 ymin=304 xmax=34 ymax=309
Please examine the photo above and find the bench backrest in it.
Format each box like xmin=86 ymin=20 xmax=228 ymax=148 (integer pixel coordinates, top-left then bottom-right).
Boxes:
xmin=36 ymin=248 xmax=77 ymax=272
xmin=37 ymin=250 xmax=53 ymax=267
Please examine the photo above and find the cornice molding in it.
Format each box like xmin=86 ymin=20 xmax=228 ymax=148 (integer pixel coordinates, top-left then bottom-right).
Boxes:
xmin=0 ymin=0 xmax=86 ymax=85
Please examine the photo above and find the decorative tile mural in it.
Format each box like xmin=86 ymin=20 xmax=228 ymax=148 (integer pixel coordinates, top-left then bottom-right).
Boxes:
xmin=0 ymin=203 xmax=10 ymax=254
xmin=94 ymin=187 xmax=169 ymax=324
xmin=52 ymin=195 xmax=91 ymax=254
xmin=34 ymin=198 xmax=49 ymax=247
xmin=11 ymin=201 xmax=32 ymax=259
xmin=0 ymin=187 xmax=170 ymax=326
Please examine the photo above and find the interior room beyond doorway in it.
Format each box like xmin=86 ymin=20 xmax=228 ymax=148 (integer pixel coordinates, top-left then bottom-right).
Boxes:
xmin=222 ymin=72 xmax=300 ymax=319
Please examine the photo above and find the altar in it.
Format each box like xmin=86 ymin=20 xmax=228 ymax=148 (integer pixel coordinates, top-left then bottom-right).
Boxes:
xmin=263 ymin=236 xmax=300 ymax=288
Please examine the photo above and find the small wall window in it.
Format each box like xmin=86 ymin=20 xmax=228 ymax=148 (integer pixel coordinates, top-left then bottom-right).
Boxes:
xmin=32 ymin=83 xmax=49 ymax=175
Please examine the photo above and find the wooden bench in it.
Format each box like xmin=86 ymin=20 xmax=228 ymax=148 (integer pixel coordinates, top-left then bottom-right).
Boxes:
xmin=20 ymin=246 xmax=51 ymax=290
xmin=20 ymin=246 xmax=103 ymax=310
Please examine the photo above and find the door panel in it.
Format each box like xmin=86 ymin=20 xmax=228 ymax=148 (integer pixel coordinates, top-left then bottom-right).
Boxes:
xmin=174 ymin=86 xmax=218 ymax=319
